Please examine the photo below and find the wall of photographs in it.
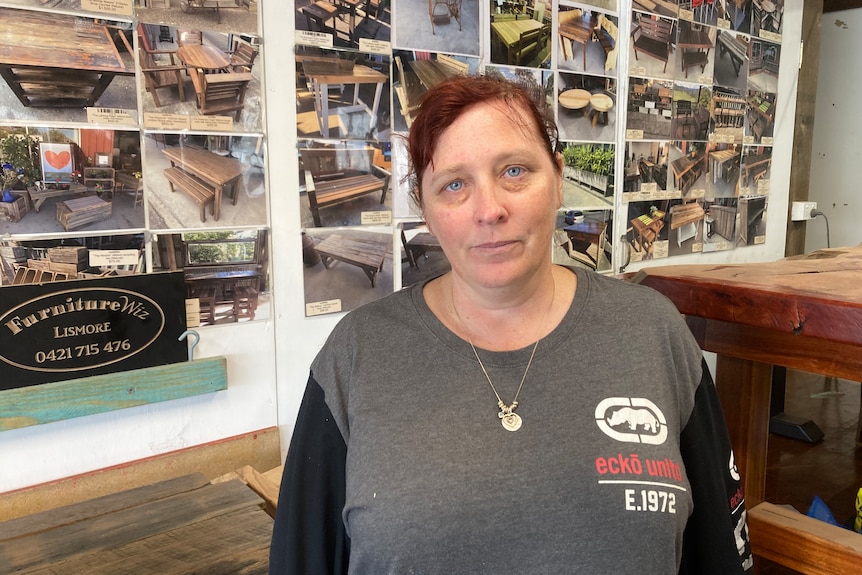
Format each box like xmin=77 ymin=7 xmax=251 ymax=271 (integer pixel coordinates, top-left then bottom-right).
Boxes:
xmin=294 ymin=0 xmax=791 ymax=317
xmin=0 ymin=0 xmax=269 ymax=330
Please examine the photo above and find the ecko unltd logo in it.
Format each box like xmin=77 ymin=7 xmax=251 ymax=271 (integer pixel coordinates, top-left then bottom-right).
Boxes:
xmin=595 ymin=397 xmax=668 ymax=445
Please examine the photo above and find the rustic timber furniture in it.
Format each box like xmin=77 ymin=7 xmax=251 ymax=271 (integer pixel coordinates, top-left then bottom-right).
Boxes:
xmin=428 ymin=0 xmax=462 ymax=35
xmin=190 ymin=70 xmax=255 ymax=120
xmin=717 ymin=31 xmax=748 ymax=76
xmin=630 ymin=14 xmax=674 ymax=73
xmin=138 ymin=40 xmax=186 ymax=107
xmin=669 ymin=201 xmax=705 ymax=247
xmin=0 ymin=473 xmax=273 ymax=574
xmin=27 ymin=184 xmax=87 ymax=213
xmin=563 ymin=219 xmax=607 ymax=269
xmin=313 ymin=232 xmax=390 ymax=287
xmin=670 ymin=150 xmax=706 ymax=195
xmin=677 ymin=20 xmax=713 ymax=78
xmin=114 ymin=172 xmax=144 ymax=208
xmin=0 ymin=8 xmax=135 ymax=108
xmin=230 ymin=40 xmax=259 ymax=73
xmin=632 ymin=245 xmax=862 ymax=574
xmin=0 ymin=193 xmax=29 ymax=223
xmin=629 ymin=210 xmax=665 ymax=255
xmin=162 ymin=146 xmax=248 ymax=222
xmin=300 ymin=147 xmax=391 ymax=228
xmin=740 ymin=152 xmax=772 ymax=187
xmin=186 ymin=267 xmax=260 ymax=324
xmin=56 ymin=195 xmax=112 ymax=231
xmin=299 ymin=1 xmax=347 ymax=36
xmin=490 ymin=17 xmax=543 ymax=66
xmin=401 ymin=222 xmax=442 ymax=269
xmin=596 ymin=13 xmax=619 ymax=72
xmin=301 ymin=59 xmax=388 ymax=139
xmin=558 ymin=10 xmax=597 ymax=69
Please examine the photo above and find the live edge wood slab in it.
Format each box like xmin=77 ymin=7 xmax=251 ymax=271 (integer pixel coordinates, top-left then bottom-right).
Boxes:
xmin=628 ymin=245 xmax=862 ymax=573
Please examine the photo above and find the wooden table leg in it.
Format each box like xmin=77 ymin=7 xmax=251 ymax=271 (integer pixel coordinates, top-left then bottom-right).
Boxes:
xmin=714 ymin=354 xmax=773 ymax=507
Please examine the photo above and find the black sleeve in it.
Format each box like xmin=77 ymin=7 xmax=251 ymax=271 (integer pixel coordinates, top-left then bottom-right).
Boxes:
xmin=269 ymin=374 xmax=350 ymax=575
xmin=678 ymin=360 xmax=753 ymax=574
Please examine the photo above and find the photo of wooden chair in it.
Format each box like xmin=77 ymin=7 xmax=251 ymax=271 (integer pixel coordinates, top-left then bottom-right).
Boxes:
xmin=138 ymin=41 xmax=186 ymax=107
xmin=191 ymin=70 xmax=254 ymax=120
xmin=230 ymin=40 xmax=259 ymax=73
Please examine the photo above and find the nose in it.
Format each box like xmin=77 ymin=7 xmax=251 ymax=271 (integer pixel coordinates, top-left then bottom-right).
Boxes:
xmin=473 ymin=181 xmax=508 ymax=225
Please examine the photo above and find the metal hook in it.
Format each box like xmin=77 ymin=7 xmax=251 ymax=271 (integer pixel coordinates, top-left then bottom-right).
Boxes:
xmin=178 ymin=330 xmax=200 ymax=362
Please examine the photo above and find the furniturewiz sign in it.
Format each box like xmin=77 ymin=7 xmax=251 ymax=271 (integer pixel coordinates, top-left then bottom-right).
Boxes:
xmin=0 ymin=272 xmax=187 ymax=390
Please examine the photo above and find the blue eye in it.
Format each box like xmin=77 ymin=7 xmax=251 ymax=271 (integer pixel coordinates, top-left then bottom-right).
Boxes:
xmin=445 ymin=180 xmax=463 ymax=192
xmin=505 ymin=166 xmax=524 ymax=177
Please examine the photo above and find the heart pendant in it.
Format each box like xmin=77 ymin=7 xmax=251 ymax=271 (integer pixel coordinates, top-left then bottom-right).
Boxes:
xmin=501 ymin=412 xmax=522 ymax=432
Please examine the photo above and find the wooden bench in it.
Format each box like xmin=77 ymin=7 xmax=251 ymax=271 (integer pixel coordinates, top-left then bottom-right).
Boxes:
xmin=300 ymin=147 xmax=390 ymax=227
xmin=631 ymin=15 xmax=674 ymax=73
xmin=596 ymin=13 xmax=619 ymax=72
xmin=163 ymin=166 xmax=215 ymax=223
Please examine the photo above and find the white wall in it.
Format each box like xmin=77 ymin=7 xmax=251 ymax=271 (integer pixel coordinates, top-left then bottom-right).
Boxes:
xmin=0 ymin=1 xmax=807 ymax=493
xmin=807 ymin=9 xmax=862 ymax=252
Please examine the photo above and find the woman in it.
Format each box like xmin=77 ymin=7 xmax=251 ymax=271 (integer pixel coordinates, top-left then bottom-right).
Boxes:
xmin=270 ymin=75 xmax=752 ymax=574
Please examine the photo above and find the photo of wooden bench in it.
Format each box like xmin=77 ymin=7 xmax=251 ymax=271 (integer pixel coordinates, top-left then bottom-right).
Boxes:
xmin=631 ymin=14 xmax=674 ymax=73
xmin=300 ymin=147 xmax=390 ymax=228
xmin=163 ymin=166 xmax=215 ymax=223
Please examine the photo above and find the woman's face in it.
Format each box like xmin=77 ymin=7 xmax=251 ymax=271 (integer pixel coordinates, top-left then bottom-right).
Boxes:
xmin=420 ymin=100 xmax=562 ymax=292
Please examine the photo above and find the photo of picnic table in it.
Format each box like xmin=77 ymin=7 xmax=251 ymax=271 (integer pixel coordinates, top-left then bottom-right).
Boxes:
xmin=313 ymin=232 xmax=390 ymax=287
xmin=0 ymin=7 xmax=134 ymax=108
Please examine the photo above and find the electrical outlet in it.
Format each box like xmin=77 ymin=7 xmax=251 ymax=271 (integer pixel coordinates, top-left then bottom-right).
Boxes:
xmin=791 ymin=201 xmax=817 ymax=221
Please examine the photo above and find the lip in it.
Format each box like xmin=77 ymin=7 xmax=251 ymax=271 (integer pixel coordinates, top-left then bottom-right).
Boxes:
xmin=473 ymin=240 xmax=518 ymax=253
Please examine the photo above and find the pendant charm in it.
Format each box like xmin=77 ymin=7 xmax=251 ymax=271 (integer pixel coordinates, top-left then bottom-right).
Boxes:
xmin=500 ymin=412 xmax=522 ymax=432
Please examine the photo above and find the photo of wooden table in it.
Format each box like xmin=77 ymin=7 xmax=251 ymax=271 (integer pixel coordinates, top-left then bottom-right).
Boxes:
xmin=56 ymin=195 xmax=112 ymax=231
xmin=186 ymin=268 xmax=260 ymax=323
xmin=0 ymin=7 xmax=134 ymax=108
xmin=314 ymin=232 xmax=390 ymax=287
xmin=27 ymin=184 xmax=88 ymax=213
xmin=162 ymin=146 xmax=248 ymax=222
xmin=709 ymin=148 xmax=738 ymax=183
xmin=0 ymin=473 xmax=272 ymax=574
xmin=558 ymin=88 xmax=591 ymax=115
xmin=563 ymin=220 xmax=607 ymax=269
xmin=635 ymin=246 xmax=862 ymax=573
xmin=670 ymin=151 xmax=705 ymax=194
xmin=589 ymin=93 xmax=613 ymax=126
xmin=301 ymin=59 xmax=388 ymax=139
xmin=177 ymin=44 xmax=231 ymax=73
xmin=678 ymin=22 xmax=713 ymax=78
xmin=490 ymin=18 xmax=543 ymax=66
xmin=558 ymin=12 xmax=597 ymax=69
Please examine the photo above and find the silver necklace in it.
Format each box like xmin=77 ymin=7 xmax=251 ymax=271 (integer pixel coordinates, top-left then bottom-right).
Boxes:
xmin=469 ymin=339 xmax=539 ymax=432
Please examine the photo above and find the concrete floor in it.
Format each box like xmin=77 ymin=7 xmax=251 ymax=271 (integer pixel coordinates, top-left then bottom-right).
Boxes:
xmin=393 ymin=0 xmax=481 ymax=57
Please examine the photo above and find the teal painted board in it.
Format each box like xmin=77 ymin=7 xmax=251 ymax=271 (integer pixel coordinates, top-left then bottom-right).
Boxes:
xmin=0 ymin=357 xmax=227 ymax=431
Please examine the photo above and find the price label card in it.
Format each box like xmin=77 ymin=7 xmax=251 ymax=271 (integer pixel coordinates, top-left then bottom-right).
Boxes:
xmin=359 ymin=38 xmax=391 ymax=55
xmin=296 ymin=30 xmax=334 ymax=48
xmin=87 ymin=108 xmax=137 ymax=126
xmin=306 ymin=299 xmax=342 ymax=317
xmin=144 ymin=113 xmax=191 ymax=131
xmin=361 ymin=211 xmax=392 ymax=225
xmin=89 ymin=249 xmax=140 ymax=268
xmin=186 ymin=298 xmax=201 ymax=328
xmin=191 ymin=115 xmax=234 ymax=132
xmin=626 ymin=129 xmax=645 ymax=140
xmin=82 ymin=0 xmax=134 ymax=17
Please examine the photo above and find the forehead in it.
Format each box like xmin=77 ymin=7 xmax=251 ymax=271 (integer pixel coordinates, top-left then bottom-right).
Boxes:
xmin=434 ymin=99 xmax=545 ymax=154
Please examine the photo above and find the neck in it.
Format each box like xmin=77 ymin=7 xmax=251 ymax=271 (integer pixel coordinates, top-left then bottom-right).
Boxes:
xmin=433 ymin=265 xmax=574 ymax=351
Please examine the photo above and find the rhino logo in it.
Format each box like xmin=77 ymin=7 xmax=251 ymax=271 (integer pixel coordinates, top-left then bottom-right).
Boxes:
xmin=606 ymin=407 xmax=660 ymax=433
xmin=595 ymin=397 xmax=668 ymax=445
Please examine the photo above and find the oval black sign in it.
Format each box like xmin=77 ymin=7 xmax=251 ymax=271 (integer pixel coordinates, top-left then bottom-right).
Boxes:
xmin=0 ymin=287 xmax=166 ymax=373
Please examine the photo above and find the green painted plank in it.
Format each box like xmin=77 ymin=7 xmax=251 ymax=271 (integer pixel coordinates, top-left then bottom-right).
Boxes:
xmin=0 ymin=357 xmax=227 ymax=431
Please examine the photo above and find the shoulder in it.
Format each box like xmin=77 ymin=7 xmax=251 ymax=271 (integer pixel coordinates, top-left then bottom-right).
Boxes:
xmin=579 ymin=268 xmax=682 ymax=315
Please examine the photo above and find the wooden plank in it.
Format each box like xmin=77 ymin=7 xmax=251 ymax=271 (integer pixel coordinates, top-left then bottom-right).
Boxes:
xmin=749 ymin=502 xmax=862 ymax=575
xmin=0 ymin=357 xmax=228 ymax=431
xmin=0 ymin=473 xmax=210 ymax=541
xmin=0 ymin=479 xmax=264 ymax=572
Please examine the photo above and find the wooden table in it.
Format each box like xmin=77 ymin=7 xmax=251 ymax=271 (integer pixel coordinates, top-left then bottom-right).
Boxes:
xmin=490 ymin=19 xmax=543 ymax=66
xmin=668 ymin=201 xmax=704 ymax=246
xmin=0 ymin=7 xmax=134 ymax=108
xmin=162 ymin=146 xmax=248 ymax=221
xmin=0 ymin=473 xmax=272 ymax=574
xmin=741 ymin=153 xmax=772 ymax=186
xmin=186 ymin=268 xmax=260 ymax=323
xmin=177 ymin=44 xmax=231 ymax=73
xmin=409 ymin=59 xmax=458 ymax=90
xmin=27 ymin=184 xmax=88 ymax=212
xmin=717 ymin=32 xmax=748 ymax=76
xmin=633 ymin=246 xmax=862 ymax=573
xmin=314 ymin=232 xmax=389 ymax=287
xmin=670 ymin=151 xmax=705 ymax=194
xmin=299 ymin=1 xmax=346 ymax=35
xmin=558 ymin=88 xmax=591 ymax=114
xmin=558 ymin=13 xmax=597 ymax=69
xmin=563 ymin=220 xmax=607 ymax=268
xmin=709 ymin=148 xmax=738 ymax=183
xmin=56 ymin=195 xmax=112 ymax=231
xmin=630 ymin=211 xmax=665 ymax=253
xmin=333 ymin=0 xmax=366 ymax=41
xmin=301 ymin=60 xmax=388 ymax=139
xmin=589 ymin=93 xmax=613 ymax=126
xmin=678 ymin=22 xmax=713 ymax=77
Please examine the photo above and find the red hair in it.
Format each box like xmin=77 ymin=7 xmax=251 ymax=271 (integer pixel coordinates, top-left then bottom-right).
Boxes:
xmin=406 ymin=74 xmax=559 ymax=208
